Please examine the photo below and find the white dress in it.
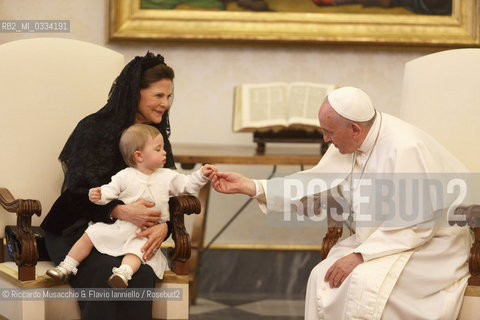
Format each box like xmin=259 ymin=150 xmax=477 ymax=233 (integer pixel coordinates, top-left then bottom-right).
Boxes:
xmin=256 ymin=113 xmax=472 ymax=320
xmin=85 ymin=167 xmax=208 ymax=279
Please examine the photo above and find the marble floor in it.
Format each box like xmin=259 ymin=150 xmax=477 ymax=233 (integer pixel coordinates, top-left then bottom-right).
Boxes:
xmin=189 ymin=249 xmax=318 ymax=319
xmin=190 ymin=293 xmax=305 ymax=320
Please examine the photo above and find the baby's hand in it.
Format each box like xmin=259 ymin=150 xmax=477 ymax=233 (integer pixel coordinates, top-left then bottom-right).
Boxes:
xmin=88 ymin=187 xmax=102 ymax=203
xmin=202 ymin=164 xmax=218 ymax=179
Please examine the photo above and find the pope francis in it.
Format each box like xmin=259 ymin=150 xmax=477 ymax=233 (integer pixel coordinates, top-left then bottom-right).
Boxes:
xmin=211 ymin=86 xmax=472 ymax=320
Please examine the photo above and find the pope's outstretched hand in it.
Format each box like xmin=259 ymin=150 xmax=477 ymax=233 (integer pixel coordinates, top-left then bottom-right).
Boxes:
xmin=211 ymin=172 xmax=256 ymax=197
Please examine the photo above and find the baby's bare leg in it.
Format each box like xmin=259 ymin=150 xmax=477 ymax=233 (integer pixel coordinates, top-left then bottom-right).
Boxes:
xmin=67 ymin=233 xmax=94 ymax=263
xmin=121 ymin=253 xmax=142 ymax=275
xmin=46 ymin=233 xmax=93 ymax=281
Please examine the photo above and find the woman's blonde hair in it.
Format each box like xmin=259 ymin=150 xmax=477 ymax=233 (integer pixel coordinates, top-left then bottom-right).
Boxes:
xmin=119 ymin=124 xmax=161 ymax=167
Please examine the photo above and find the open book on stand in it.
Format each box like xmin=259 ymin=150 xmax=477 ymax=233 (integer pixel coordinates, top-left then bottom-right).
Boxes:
xmin=233 ymin=82 xmax=335 ymax=153
xmin=233 ymin=81 xmax=336 ymax=132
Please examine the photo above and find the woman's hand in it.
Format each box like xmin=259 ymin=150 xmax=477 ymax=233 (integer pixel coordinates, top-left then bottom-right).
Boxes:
xmin=211 ymin=171 xmax=256 ymax=197
xmin=111 ymin=199 xmax=162 ymax=229
xmin=136 ymin=222 xmax=168 ymax=261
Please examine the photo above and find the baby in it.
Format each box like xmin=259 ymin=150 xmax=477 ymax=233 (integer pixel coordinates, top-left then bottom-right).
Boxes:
xmin=47 ymin=124 xmax=216 ymax=288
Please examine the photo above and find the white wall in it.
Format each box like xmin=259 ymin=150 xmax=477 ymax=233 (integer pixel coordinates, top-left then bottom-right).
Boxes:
xmin=0 ymin=0 xmax=435 ymax=247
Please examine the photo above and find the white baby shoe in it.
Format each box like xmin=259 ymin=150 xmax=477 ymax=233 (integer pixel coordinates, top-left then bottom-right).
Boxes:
xmin=46 ymin=262 xmax=77 ymax=282
xmin=107 ymin=267 xmax=132 ymax=289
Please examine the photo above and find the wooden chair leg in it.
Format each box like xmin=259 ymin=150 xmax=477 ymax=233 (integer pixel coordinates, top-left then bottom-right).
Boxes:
xmin=0 ymin=238 xmax=4 ymax=263
xmin=174 ymin=260 xmax=188 ymax=276
xmin=18 ymin=266 xmax=35 ymax=281
xmin=454 ymin=205 xmax=480 ymax=286
xmin=469 ymin=227 xmax=480 ymax=286
xmin=167 ymin=194 xmax=202 ymax=307
xmin=189 ymin=182 xmax=211 ymax=305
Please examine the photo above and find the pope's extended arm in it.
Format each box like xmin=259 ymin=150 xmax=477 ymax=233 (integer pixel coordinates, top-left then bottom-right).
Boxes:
xmin=211 ymin=172 xmax=256 ymax=197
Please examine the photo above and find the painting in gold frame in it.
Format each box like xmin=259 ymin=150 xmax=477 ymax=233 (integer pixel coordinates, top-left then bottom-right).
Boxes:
xmin=108 ymin=0 xmax=479 ymax=47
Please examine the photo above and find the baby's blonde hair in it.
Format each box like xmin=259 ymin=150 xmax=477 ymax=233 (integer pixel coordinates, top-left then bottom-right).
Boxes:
xmin=119 ymin=124 xmax=161 ymax=167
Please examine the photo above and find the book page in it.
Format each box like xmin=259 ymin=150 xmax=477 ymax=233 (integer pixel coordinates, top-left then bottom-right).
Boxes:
xmin=233 ymin=82 xmax=289 ymax=131
xmin=233 ymin=86 xmax=244 ymax=132
xmin=287 ymin=82 xmax=335 ymax=128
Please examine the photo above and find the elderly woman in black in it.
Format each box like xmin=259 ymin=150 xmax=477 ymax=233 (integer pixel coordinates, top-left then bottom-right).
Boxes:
xmin=41 ymin=52 xmax=175 ymax=320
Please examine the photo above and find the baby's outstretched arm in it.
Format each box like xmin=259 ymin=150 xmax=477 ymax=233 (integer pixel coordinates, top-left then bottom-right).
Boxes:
xmin=202 ymin=164 xmax=218 ymax=179
xmin=88 ymin=187 xmax=102 ymax=203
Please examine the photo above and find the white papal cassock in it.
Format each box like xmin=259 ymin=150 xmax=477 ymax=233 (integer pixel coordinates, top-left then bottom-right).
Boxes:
xmin=255 ymin=112 xmax=472 ymax=320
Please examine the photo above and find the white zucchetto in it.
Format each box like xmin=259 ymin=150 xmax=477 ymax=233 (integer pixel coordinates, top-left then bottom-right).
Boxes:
xmin=327 ymin=87 xmax=375 ymax=122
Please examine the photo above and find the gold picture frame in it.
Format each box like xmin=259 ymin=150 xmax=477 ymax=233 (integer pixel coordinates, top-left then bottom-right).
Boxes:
xmin=108 ymin=0 xmax=479 ymax=48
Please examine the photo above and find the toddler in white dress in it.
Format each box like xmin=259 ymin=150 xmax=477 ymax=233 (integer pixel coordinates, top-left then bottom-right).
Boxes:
xmin=46 ymin=124 xmax=216 ymax=288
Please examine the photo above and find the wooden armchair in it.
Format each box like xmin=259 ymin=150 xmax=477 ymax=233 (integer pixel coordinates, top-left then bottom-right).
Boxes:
xmin=0 ymin=190 xmax=200 ymax=280
xmin=0 ymin=189 xmax=200 ymax=320
xmin=320 ymin=48 xmax=480 ymax=320
xmin=0 ymin=38 xmax=199 ymax=320
xmin=320 ymin=205 xmax=480 ymax=282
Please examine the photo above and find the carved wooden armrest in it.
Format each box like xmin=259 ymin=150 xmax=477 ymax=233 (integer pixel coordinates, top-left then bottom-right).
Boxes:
xmin=168 ymin=195 xmax=201 ymax=275
xmin=321 ymin=226 xmax=343 ymax=260
xmin=321 ymin=210 xmax=343 ymax=260
xmin=0 ymin=187 xmax=42 ymax=281
xmin=320 ymin=188 xmax=344 ymax=260
xmin=454 ymin=205 xmax=480 ymax=286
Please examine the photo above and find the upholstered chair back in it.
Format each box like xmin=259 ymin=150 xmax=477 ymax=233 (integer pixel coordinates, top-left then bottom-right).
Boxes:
xmin=0 ymin=38 xmax=125 ymax=238
xmin=400 ymin=48 xmax=480 ymax=172
xmin=400 ymin=48 xmax=480 ymax=320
